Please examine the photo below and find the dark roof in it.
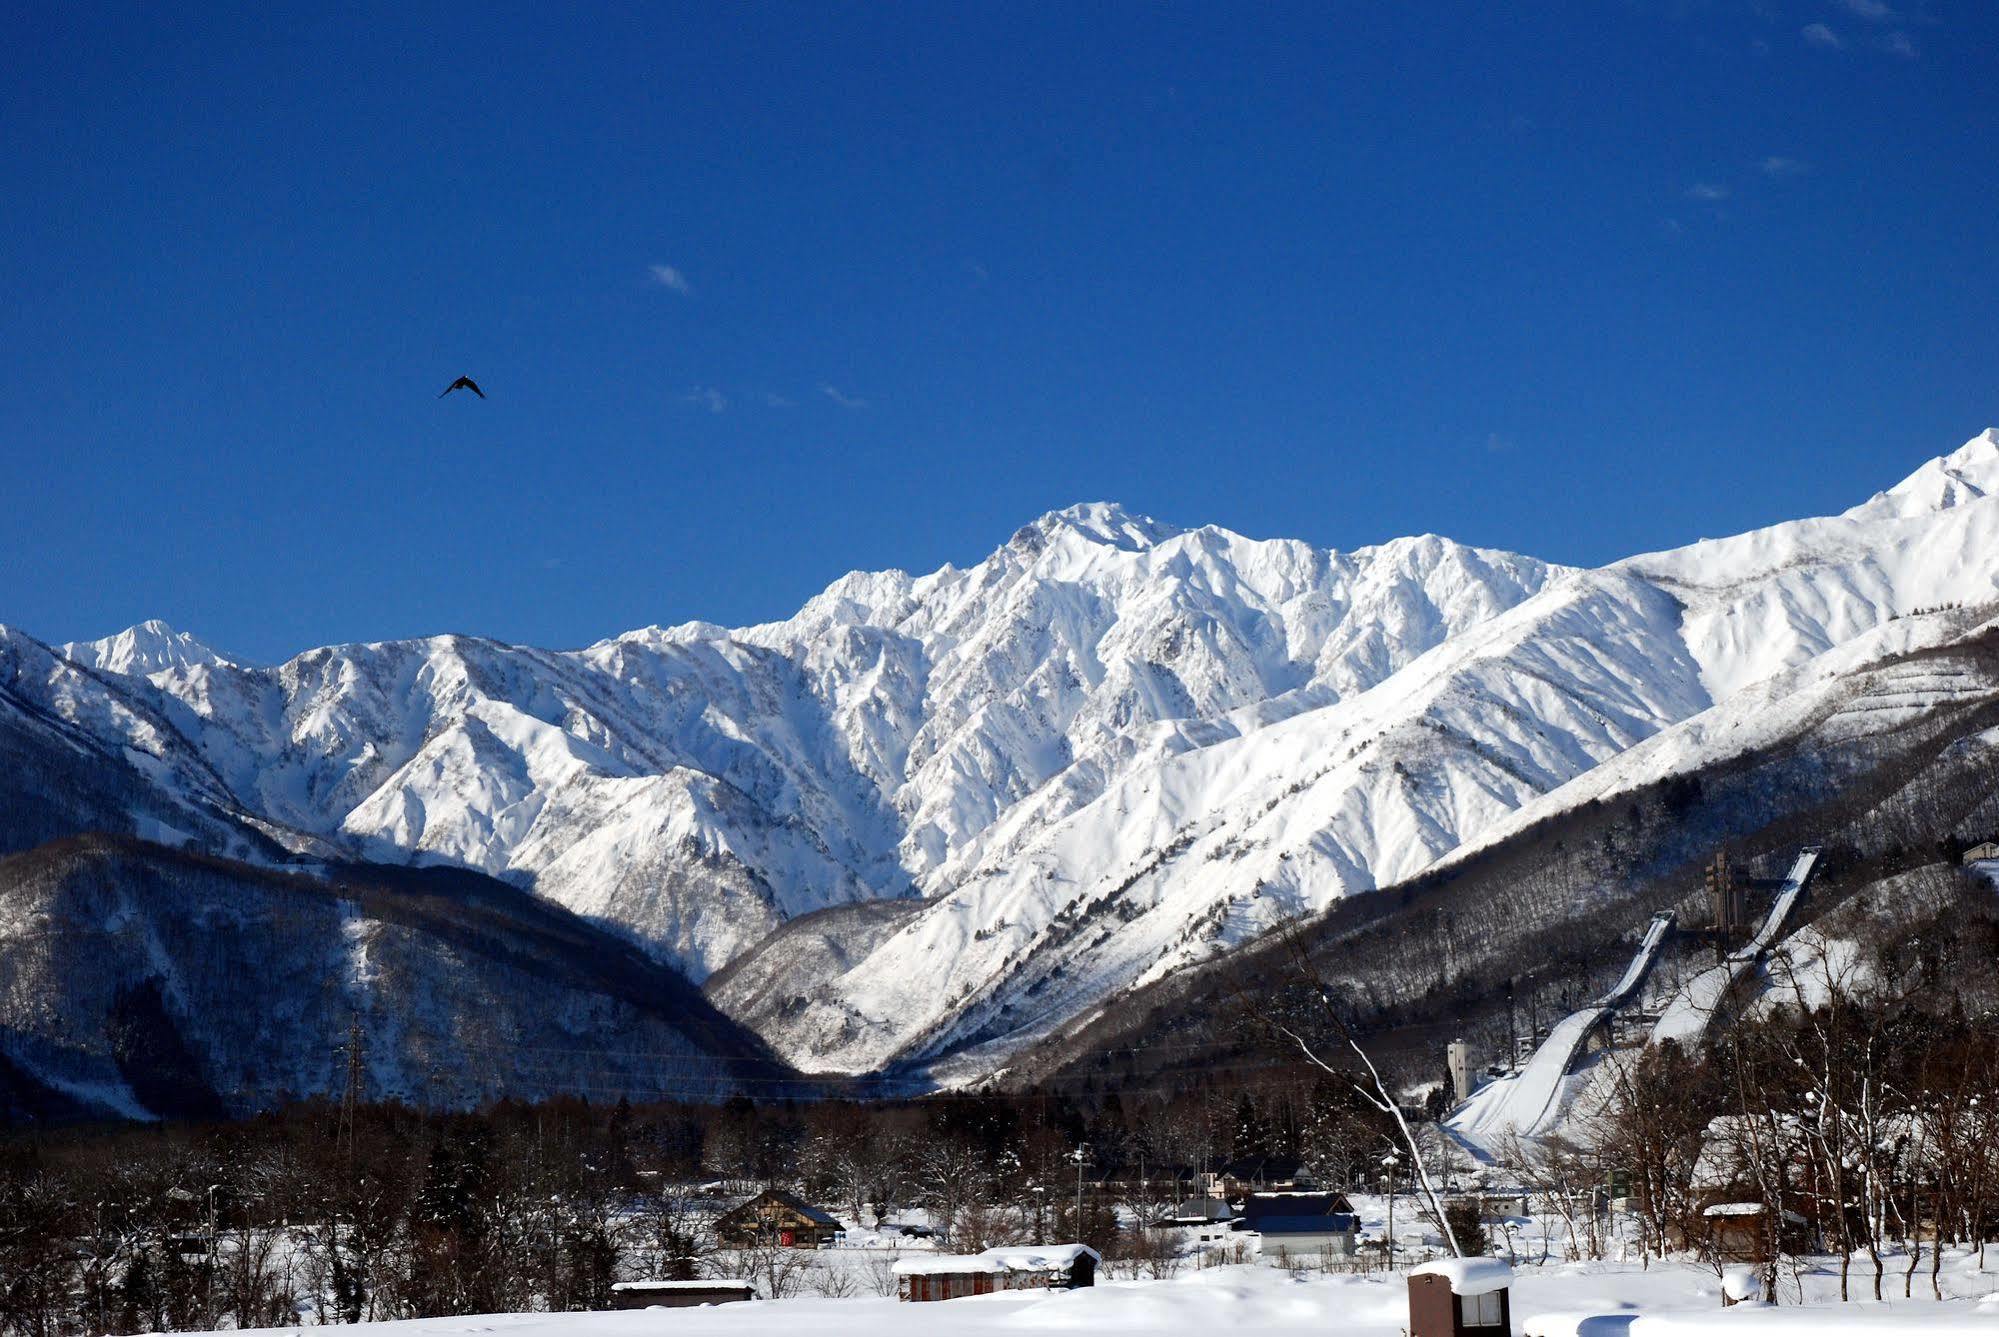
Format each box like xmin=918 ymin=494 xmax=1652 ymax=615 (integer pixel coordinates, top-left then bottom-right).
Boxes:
xmin=1252 ymin=1213 xmax=1356 ymax=1236
xmin=1219 ymin=1156 xmax=1304 ymax=1179
xmin=768 ymin=1188 xmax=840 ymax=1226
xmin=719 ymin=1188 xmax=840 ymax=1228
xmin=1240 ymin=1192 xmax=1353 ymax=1223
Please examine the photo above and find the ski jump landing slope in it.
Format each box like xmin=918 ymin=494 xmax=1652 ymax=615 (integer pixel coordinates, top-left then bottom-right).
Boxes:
xmin=1447 ymin=910 xmax=1676 ymax=1155
xmin=1649 ymin=847 xmax=1820 ymax=1047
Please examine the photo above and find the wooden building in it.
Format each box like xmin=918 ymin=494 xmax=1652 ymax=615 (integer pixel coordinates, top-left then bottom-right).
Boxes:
xmin=892 ymin=1244 xmax=1100 ymax=1302
xmin=712 ymin=1189 xmax=842 ymax=1249
xmin=1700 ymin=1201 xmax=1809 ymax=1263
xmin=608 ymin=1281 xmax=756 ymax=1309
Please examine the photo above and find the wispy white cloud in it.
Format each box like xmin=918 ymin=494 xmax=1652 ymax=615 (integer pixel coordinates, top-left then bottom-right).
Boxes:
xmin=1801 ymin=22 xmax=1843 ymax=47
xmin=1881 ymin=29 xmax=1917 ymax=58
xmin=1833 ymin=0 xmax=1895 ymax=20
xmin=764 ymin=392 xmax=795 ymax=409
xmin=1760 ymin=155 xmax=1810 ymax=178
xmin=682 ymin=387 xmax=727 ymax=415
xmin=1687 ymin=182 xmax=1730 ymax=201
xmin=819 ymin=383 xmax=870 ymax=410
xmin=648 ymin=263 xmax=693 ymax=296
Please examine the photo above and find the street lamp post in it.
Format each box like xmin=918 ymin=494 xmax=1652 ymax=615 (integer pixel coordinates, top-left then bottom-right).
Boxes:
xmin=1381 ymin=1153 xmax=1401 ymax=1270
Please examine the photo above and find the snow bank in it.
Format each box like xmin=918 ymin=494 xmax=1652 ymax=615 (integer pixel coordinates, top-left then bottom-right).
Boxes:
xmin=168 ymin=1261 xmax=1999 ymax=1337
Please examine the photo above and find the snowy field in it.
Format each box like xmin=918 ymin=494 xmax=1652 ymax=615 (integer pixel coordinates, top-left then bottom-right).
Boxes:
xmin=184 ymin=1259 xmax=1999 ymax=1337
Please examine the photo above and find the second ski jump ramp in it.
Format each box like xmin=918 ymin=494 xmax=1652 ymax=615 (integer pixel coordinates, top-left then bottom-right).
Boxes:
xmin=1650 ymin=846 xmax=1820 ymax=1047
xmin=1447 ymin=910 xmax=1675 ymax=1151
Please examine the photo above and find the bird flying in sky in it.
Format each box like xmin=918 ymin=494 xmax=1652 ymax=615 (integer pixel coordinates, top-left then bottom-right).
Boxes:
xmin=439 ymin=376 xmax=485 ymax=399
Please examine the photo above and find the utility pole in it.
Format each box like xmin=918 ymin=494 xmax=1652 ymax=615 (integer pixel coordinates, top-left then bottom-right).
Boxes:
xmin=1071 ymin=1145 xmax=1087 ymax=1229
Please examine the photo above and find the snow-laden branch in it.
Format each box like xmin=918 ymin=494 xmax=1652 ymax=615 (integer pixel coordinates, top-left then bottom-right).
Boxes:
xmin=1276 ymin=999 xmax=1464 ymax=1259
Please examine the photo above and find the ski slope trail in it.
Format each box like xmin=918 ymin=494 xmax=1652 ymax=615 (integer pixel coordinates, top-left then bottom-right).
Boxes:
xmin=1447 ymin=911 xmax=1675 ymax=1155
xmin=1650 ymin=848 xmax=1819 ymax=1046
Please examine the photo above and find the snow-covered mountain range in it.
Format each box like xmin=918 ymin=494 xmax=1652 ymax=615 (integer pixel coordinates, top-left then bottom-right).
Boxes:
xmin=7 ymin=430 xmax=1999 ymax=1088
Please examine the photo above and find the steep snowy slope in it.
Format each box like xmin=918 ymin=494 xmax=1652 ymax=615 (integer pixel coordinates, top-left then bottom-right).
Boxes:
xmin=732 ymin=432 xmax=1999 ymax=1076
xmin=17 ymin=508 xmax=1557 ymax=985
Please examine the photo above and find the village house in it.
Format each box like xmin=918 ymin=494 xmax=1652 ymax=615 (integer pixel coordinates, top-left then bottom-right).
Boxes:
xmin=892 ymin=1243 xmax=1100 ymax=1302
xmin=1248 ymin=1210 xmax=1358 ymax=1260
xmin=1961 ymin=840 xmax=1999 ymax=865
xmin=1153 ymin=1194 xmax=1235 ymax=1228
xmin=1209 ymin=1156 xmax=1309 ymax=1199
xmin=1236 ymin=1190 xmax=1358 ymax=1260
xmin=711 ymin=1188 xmax=842 ymax=1249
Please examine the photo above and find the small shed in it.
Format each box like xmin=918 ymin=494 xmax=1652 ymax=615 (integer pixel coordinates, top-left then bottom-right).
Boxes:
xmin=1700 ymin=1201 xmax=1807 ymax=1263
xmin=979 ymin=1243 xmax=1099 ymax=1290
xmin=892 ymin=1254 xmax=1002 ymax=1302
xmin=892 ymin=1244 xmax=1100 ymax=1301
xmin=1407 ymin=1258 xmax=1512 ymax=1337
xmin=1962 ymin=841 xmax=1999 ymax=865
xmin=609 ymin=1280 xmax=756 ymax=1309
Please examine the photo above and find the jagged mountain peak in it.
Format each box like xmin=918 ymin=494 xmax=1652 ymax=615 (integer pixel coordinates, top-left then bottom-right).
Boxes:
xmin=1843 ymin=429 xmax=1999 ymax=522
xmin=1012 ymin=501 xmax=1184 ymax=553
xmin=60 ymin=618 xmax=240 ymax=676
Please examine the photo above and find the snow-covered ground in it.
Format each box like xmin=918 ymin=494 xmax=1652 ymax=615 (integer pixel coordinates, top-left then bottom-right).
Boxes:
xmin=178 ymin=1259 xmax=1999 ymax=1337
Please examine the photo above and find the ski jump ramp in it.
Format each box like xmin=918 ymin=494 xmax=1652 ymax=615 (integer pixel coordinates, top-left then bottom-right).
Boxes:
xmin=1649 ymin=846 xmax=1820 ymax=1047
xmin=1447 ymin=910 xmax=1675 ymax=1153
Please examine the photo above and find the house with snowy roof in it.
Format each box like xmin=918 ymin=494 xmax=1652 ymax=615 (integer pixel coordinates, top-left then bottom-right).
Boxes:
xmin=1154 ymin=1194 xmax=1236 ymax=1227
xmin=712 ymin=1188 xmax=841 ymax=1249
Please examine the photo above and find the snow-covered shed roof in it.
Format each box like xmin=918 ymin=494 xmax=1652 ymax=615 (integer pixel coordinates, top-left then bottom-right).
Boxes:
xmin=611 ymin=1281 xmax=754 ymax=1292
xmin=891 ymin=1254 xmax=999 ymax=1276
xmin=979 ymin=1243 xmax=1100 ymax=1270
xmin=892 ymin=1243 xmax=1100 ymax=1276
xmin=1409 ymin=1257 xmax=1513 ymax=1295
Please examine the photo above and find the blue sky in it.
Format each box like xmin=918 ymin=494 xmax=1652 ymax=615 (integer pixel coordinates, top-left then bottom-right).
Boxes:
xmin=4 ymin=3 xmax=1995 ymax=663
